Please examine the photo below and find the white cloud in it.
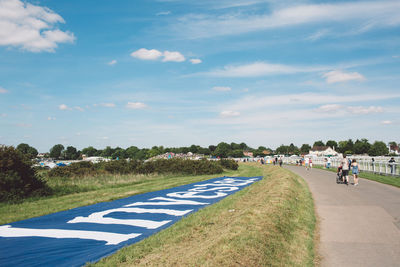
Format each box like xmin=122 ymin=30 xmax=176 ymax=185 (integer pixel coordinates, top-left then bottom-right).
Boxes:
xmin=306 ymin=29 xmax=330 ymax=41
xmin=205 ymin=61 xmax=321 ymax=77
xmin=347 ymin=106 xmax=383 ymax=115
xmin=381 ymin=120 xmax=393 ymax=125
xmin=213 ymin=86 xmax=232 ymax=92
xmin=1 ymin=113 xmax=7 ymax=117
xmin=190 ymin=58 xmax=202 ymax=64
xmin=0 ymin=0 xmax=75 ymax=52
xmin=220 ymin=110 xmax=240 ymax=118
xmin=172 ymin=1 xmax=400 ymax=39
xmin=316 ymin=104 xmax=343 ymax=113
xmin=47 ymin=116 xmax=56 ymax=120
xmin=322 ymin=70 xmax=366 ymax=84
xmin=59 ymin=104 xmax=68 ymax=110
xmin=0 ymin=86 xmax=8 ymax=93
xmin=74 ymin=106 xmax=84 ymax=112
xmin=108 ymin=60 xmax=117 ymax=65
xmin=101 ymin=103 xmax=115 ymax=108
xmin=131 ymin=48 xmax=163 ymax=60
xmin=126 ymin=102 xmax=147 ymax=109
xmin=162 ymin=51 xmax=185 ymax=62
xmin=156 ymin=11 xmax=171 ymax=16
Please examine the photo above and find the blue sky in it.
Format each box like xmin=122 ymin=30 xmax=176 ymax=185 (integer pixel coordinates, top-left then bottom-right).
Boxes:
xmin=0 ymin=0 xmax=399 ymax=152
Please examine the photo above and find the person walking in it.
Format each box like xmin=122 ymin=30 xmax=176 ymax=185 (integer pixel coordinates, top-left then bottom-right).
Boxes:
xmin=305 ymin=157 xmax=310 ymax=170
xmin=341 ymin=155 xmax=350 ymax=185
xmin=351 ymin=159 xmax=359 ymax=186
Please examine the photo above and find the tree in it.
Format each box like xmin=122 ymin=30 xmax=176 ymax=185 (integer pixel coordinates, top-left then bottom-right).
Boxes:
xmin=368 ymin=141 xmax=389 ymax=156
xmin=353 ymin=139 xmax=371 ymax=155
xmin=275 ymin=145 xmax=289 ymax=155
xmin=64 ymin=146 xmax=79 ymax=160
xmin=313 ymin=140 xmax=325 ymax=147
xmin=230 ymin=142 xmax=241 ymax=150
xmin=49 ymin=144 xmax=64 ymax=159
xmin=239 ymin=142 xmax=248 ymax=150
xmin=101 ymin=146 xmax=113 ymax=157
xmin=208 ymin=145 xmax=216 ymax=152
xmin=16 ymin=143 xmax=38 ymax=159
xmin=125 ymin=146 xmax=140 ymax=159
xmin=189 ymin=145 xmax=199 ymax=153
xmin=337 ymin=139 xmax=354 ymax=154
xmin=214 ymin=142 xmax=230 ymax=158
xmin=389 ymin=141 xmax=399 ymax=152
xmin=300 ymin=144 xmax=311 ymax=154
xmin=81 ymin=146 xmax=98 ymax=157
xmin=0 ymin=146 xmax=48 ymax=201
xmin=326 ymin=140 xmax=338 ymax=149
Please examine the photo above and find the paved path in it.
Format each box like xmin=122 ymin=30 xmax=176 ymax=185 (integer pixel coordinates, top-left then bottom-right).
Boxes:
xmin=286 ymin=166 xmax=400 ymax=267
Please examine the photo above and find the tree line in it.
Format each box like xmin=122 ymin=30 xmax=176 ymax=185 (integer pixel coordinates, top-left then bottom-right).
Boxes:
xmin=12 ymin=139 xmax=399 ymax=160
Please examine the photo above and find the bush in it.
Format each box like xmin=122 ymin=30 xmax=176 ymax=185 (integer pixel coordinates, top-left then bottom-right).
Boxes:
xmin=219 ymin=159 xmax=239 ymax=170
xmin=48 ymin=161 xmax=101 ymax=177
xmin=0 ymin=146 xmax=50 ymax=202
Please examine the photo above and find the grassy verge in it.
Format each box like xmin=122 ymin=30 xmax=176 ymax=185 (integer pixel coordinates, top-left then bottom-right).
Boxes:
xmin=0 ymin=168 xmax=243 ymax=225
xmin=91 ymin=164 xmax=316 ymax=267
xmin=313 ymin=165 xmax=400 ymax=188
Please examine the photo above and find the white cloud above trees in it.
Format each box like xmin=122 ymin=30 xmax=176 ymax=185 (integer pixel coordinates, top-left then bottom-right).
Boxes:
xmin=0 ymin=0 xmax=75 ymax=52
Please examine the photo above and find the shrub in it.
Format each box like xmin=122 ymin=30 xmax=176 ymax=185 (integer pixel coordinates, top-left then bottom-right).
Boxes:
xmin=0 ymin=145 xmax=49 ymax=202
xmin=219 ymin=159 xmax=239 ymax=170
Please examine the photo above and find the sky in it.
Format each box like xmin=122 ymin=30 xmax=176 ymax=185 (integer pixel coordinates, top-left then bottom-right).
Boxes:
xmin=0 ymin=0 xmax=399 ymax=152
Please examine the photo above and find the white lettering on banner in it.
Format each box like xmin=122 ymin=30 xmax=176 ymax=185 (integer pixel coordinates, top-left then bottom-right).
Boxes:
xmin=0 ymin=225 xmax=140 ymax=245
xmin=125 ymin=197 xmax=209 ymax=207
xmin=68 ymin=207 xmax=193 ymax=228
xmin=167 ymin=191 xmax=227 ymax=199
xmin=188 ymin=186 xmax=239 ymax=192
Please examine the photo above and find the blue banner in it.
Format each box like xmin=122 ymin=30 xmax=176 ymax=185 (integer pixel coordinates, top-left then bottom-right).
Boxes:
xmin=0 ymin=176 xmax=262 ymax=266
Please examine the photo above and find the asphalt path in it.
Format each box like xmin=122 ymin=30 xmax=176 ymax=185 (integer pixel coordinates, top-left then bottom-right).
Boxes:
xmin=285 ymin=165 xmax=400 ymax=267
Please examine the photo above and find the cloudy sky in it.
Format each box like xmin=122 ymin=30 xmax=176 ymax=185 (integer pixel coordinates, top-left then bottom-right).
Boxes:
xmin=0 ymin=0 xmax=399 ymax=152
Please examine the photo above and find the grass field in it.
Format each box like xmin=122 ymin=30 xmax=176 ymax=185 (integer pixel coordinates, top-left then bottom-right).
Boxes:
xmin=91 ymin=164 xmax=316 ymax=266
xmin=313 ymin=165 xmax=400 ymax=188
xmin=0 ymin=163 xmax=317 ymax=266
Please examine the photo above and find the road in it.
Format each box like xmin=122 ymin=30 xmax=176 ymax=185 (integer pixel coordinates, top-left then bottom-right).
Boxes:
xmin=286 ymin=165 xmax=400 ymax=267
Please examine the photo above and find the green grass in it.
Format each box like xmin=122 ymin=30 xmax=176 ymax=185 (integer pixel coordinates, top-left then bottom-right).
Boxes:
xmin=1 ymin=164 xmax=317 ymax=266
xmin=91 ymin=164 xmax=316 ymax=267
xmin=313 ymin=165 xmax=400 ymax=188
xmin=0 ymin=167 xmax=245 ymax=225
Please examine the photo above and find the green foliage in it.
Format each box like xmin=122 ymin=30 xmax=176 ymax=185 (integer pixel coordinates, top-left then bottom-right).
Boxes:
xmin=48 ymin=159 xmax=225 ymax=178
xmin=353 ymin=139 xmax=371 ymax=155
xmin=49 ymin=144 xmax=65 ymax=159
xmin=219 ymin=159 xmax=239 ymax=170
xmin=16 ymin=143 xmax=38 ymax=159
xmin=326 ymin=140 xmax=338 ymax=149
xmin=214 ymin=142 xmax=231 ymax=158
xmin=0 ymin=146 xmax=49 ymax=202
xmin=368 ymin=141 xmax=389 ymax=156
xmin=300 ymin=144 xmax=311 ymax=154
xmin=312 ymin=140 xmax=325 ymax=147
xmin=64 ymin=146 xmax=80 ymax=160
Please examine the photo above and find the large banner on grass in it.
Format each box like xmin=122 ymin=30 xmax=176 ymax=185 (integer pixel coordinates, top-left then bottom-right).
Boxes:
xmin=0 ymin=176 xmax=262 ymax=267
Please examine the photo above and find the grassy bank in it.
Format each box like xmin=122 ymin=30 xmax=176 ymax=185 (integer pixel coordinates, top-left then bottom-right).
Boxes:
xmin=0 ymin=167 xmax=242 ymax=225
xmin=313 ymin=165 xmax=400 ymax=188
xmin=92 ymin=164 xmax=316 ymax=267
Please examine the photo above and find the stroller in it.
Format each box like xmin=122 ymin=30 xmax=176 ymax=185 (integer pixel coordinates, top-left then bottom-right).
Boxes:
xmin=336 ymin=166 xmax=344 ymax=184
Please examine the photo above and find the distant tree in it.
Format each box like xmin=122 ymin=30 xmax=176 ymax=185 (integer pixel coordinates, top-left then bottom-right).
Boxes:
xmin=16 ymin=143 xmax=38 ymax=159
xmin=326 ymin=140 xmax=338 ymax=149
xmin=313 ymin=140 xmax=325 ymax=147
xmin=81 ymin=146 xmax=98 ymax=157
xmin=214 ymin=142 xmax=231 ymax=158
xmin=49 ymin=144 xmax=64 ymax=159
xmin=230 ymin=142 xmax=241 ymax=150
xmin=353 ymin=139 xmax=371 ymax=155
xmin=368 ymin=141 xmax=389 ymax=156
xmin=198 ymin=147 xmax=211 ymax=155
xmin=189 ymin=145 xmax=199 ymax=153
xmin=229 ymin=149 xmax=244 ymax=158
xmin=300 ymin=144 xmax=311 ymax=154
xmin=125 ymin=146 xmax=140 ymax=159
xmin=208 ymin=145 xmax=217 ymax=152
xmin=338 ymin=139 xmax=354 ymax=154
xmin=239 ymin=142 xmax=248 ymax=150
xmin=275 ymin=145 xmax=289 ymax=155
xmin=64 ymin=146 xmax=79 ymax=160
xmin=100 ymin=146 xmax=113 ymax=157
xmin=112 ymin=147 xmax=127 ymax=159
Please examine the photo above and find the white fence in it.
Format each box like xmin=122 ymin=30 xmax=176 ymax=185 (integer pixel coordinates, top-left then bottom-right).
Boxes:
xmin=282 ymin=156 xmax=400 ymax=177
